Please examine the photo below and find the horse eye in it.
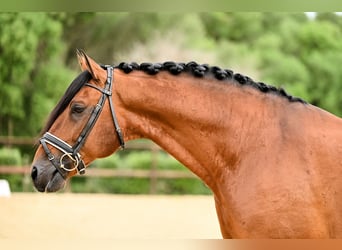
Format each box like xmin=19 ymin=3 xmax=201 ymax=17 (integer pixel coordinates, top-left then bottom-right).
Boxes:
xmin=71 ymin=104 xmax=86 ymax=114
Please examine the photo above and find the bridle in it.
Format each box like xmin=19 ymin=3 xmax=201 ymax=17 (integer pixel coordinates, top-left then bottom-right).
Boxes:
xmin=39 ymin=65 xmax=125 ymax=178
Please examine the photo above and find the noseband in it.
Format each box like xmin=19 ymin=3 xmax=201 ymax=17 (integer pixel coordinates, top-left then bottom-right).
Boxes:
xmin=39 ymin=66 xmax=125 ymax=178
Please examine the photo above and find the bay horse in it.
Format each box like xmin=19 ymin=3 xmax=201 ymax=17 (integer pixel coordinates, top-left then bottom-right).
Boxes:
xmin=31 ymin=49 xmax=342 ymax=238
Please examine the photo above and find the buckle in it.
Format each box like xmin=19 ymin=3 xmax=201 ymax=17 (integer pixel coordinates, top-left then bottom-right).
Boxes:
xmin=48 ymin=154 xmax=55 ymax=161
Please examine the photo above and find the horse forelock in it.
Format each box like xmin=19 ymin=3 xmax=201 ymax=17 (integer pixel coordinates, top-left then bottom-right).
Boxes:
xmin=116 ymin=61 xmax=306 ymax=104
xmin=40 ymin=70 xmax=92 ymax=135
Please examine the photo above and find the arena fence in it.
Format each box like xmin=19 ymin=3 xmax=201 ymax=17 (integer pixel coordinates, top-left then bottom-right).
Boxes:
xmin=0 ymin=136 xmax=198 ymax=193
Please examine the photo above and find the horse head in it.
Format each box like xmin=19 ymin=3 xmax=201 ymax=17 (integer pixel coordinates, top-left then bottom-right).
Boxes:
xmin=31 ymin=50 xmax=124 ymax=192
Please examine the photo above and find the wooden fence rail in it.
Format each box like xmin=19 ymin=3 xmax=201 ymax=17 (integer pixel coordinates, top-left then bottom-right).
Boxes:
xmin=0 ymin=136 xmax=162 ymax=149
xmin=0 ymin=165 xmax=196 ymax=179
xmin=0 ymin=136 xmax=199 ymax=193
xmin=0 ymin=165 xmax=197 ymax=194
xmin=0 ymin=136 xmax=37 ymax=146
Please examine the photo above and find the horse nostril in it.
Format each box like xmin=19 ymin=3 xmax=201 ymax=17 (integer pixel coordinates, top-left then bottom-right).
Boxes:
xmin=31 ymin=166 xmax=38 ymax=181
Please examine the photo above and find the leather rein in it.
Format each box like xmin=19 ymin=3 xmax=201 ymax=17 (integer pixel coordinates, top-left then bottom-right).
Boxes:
xmin=39 ymin=65 xmax=125 ymax=178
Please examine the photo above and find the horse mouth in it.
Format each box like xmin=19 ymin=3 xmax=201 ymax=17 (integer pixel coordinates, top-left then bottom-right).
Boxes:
xmin=32 ymin=168 xmax=66 ymax=193
xmin=45 ymin=170 xmax=66 ymax=192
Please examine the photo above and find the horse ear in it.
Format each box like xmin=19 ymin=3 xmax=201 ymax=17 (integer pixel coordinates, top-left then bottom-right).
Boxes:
xmin=76 ymin=49 xmax=102 ymax=81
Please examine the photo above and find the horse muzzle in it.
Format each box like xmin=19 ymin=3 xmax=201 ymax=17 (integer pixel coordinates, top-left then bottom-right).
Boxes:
xmin=31 ymin=159 xmax=67 ymax=192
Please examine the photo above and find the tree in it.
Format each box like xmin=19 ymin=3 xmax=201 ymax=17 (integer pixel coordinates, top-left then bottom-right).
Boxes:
xmin=61 ymin=13 xmax=181 ymax=67
xmin=276 ymin=15 xmax=342 ymax=114
xmin=0 ymin=13 xmax=74 ymax=136
xmin=199 ymin=12 xmax=263 ymax=43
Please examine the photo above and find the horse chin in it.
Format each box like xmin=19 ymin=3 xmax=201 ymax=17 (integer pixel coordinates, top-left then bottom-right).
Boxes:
xmin=45 ymin=171 xmax=66 ymax=192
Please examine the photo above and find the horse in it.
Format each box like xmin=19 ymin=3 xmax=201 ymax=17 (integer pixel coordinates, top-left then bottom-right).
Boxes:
xmin=31 ymin=49 xmax=342 ymax=238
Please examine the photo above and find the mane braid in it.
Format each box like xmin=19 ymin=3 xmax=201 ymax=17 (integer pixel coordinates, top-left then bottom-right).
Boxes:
xmin=41 ymin=70 xmax=92 ymax=135
xmin=116 ymin=61 xmax=306 ymax=104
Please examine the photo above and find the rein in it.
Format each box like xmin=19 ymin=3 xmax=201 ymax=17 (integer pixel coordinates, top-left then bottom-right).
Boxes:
xmin=39 ymin=66 xmax=125 ymax=178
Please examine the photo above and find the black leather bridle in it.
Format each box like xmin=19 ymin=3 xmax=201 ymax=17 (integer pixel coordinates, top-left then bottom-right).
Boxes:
xmin=39 ymin=65 xmax=125 ymax=178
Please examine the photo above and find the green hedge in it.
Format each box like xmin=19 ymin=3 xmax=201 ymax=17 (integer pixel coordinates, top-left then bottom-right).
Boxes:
xmin=0 ymin=147 xmax=27 ymax=192
xmin=92 ymin=151 xmax=186 ymax=170
xmin=70 ymin=177 xmax=211 ymax=195
xmin=0 ymin=147 xmax=22 ymax=165
xmin=71 ymin=151 xmax=211 ymax=195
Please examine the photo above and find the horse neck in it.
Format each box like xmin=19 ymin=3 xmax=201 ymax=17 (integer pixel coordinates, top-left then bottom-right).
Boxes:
xmin=114 ymin=70 xmax=277 ymax=189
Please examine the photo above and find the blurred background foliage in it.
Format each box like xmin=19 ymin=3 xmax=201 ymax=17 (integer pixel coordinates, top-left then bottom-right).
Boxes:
xmin=0 ymin=12 xmax=341 ymax=194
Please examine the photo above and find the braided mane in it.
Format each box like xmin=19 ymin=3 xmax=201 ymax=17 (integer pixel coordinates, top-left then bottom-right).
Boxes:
xmin=116 ymin=61 xmax=306 ymax=104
